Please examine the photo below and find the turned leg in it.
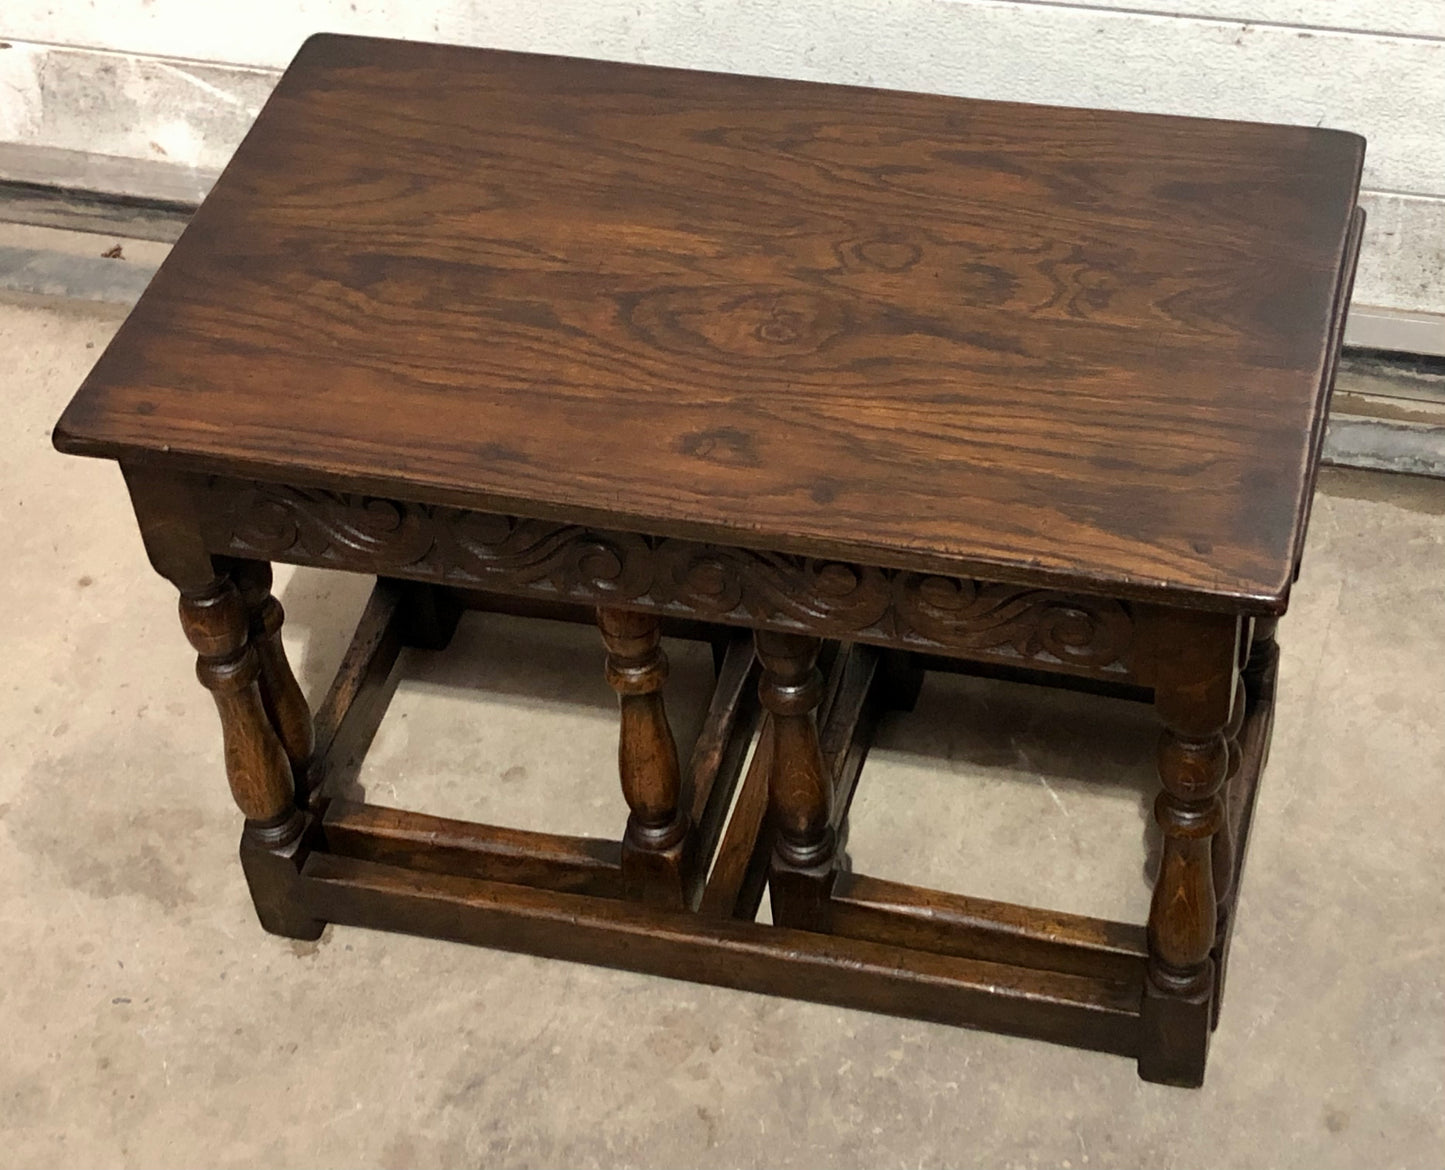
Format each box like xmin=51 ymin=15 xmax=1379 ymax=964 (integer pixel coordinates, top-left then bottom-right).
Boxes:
xmin=1212 ymin=626 xmax=1254 ymax=938
xmin=181 ymin=574 xmax=323 ymax=939
xmin=228 ymin=559 xmax=314 ymax=798
xmin=123 ymin=467 xmax=321 ymax=939
xmin=1139 ymin=610 xmax=1242 ymax=1086
xmin=394 ymin=579 xmax=463 ymax=651
xmin=755 ymin=630 xmax=835 ymax=932
xmin=878 ymin=648 xmax=925 ymax=714
xmin=597 ymin=607 xmax=692 ymax=907
xmin=1243 ymin=616 xmax=1280 ymax=703
xmin=1208 ymin=652 xmax=1248 ymax=1028
xmin=1208 ymin=615 xmax=1280 ymax=1025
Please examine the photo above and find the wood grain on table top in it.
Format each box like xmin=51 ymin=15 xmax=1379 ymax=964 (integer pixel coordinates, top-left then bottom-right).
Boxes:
xmin=53 ymin=34 xmax=1364 ymax=609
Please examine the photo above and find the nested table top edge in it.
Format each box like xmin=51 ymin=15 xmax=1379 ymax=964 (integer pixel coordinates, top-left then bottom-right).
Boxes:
xmin=51 ymin=34 xmax=1369 ymax=618
xmin=82 ymin=450 xmax=1300 ymax=617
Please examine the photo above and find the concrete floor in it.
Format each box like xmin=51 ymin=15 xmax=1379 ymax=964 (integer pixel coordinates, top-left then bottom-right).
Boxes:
xmin=3 ymin=291 xmax=1443 ymax=1168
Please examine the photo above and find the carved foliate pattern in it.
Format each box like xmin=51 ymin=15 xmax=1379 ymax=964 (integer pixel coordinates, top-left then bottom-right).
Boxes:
xmin=894 ymin=574 xmax=1132 ymax=669
xmin=210 ymin=479 xmax=1135 ymax=676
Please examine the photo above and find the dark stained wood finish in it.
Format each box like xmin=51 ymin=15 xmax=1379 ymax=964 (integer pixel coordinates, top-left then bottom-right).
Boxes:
xmin=831 ymin=873 xmax=1147 ymax=984
xmin=1211 ymin=633 xmax=1278 ymax=1027
xmin=393 ymin=579 xmax=462 ymax=651
xmin=194 ymin=474 xmax=1146 ymax=680
xmin=597 ymin=607 xmax=692 ymax=907
xmin=820 ymin=643 xmax=884 ymax=832
xmin=1295 ymin=207 xmax=1366 ymax=572
xmin=875 ymin=649 xmax=925 ymax=716
xmin=124 ymin=464 xmax=322 ymax=941
xmin=684 ymin=633 xmax=760 ymax=903
xmin=1243 ymin=616 xmax=1281 ymax=704
xmin=443 ymin=585 xmax=739 ymax=655
xmin=55 ymin=37 xmax=1363 ymax=1088
xmin=178 ymin=577 xmax=297 ymax=826
xmin=54 ymin=35 xmax=1363 ymax=611
xmin=916 ymin=650 xmax=1154 ymax=704
xmin=188 ymin=575 xmax=319 ymax=941
xmin=700 ymin=641 xmax=879 ymax=920
xmin=228 ymin=558 xmax=314 ymax=778
xmin=1212 ymin=668 xmax=1249 ymax=963
xmin=698 ymin=720 xmax=775 ymax=921
xmin=755 ymin=631 xmax=836 ymax=931
xmin=300 ymin=853 xmax=1141 ymax=1057
xmin=305 ymin=578 xmax=405 ymax=809
xmin=323 ymin=800 xmax=624 ymax=896
xmin=1139 ymin=609 xmax=1241 ymax=1086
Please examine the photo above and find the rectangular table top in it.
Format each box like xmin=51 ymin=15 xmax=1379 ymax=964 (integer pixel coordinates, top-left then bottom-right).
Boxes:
xmin=54 ymin=34 xmax=1363 ymax=610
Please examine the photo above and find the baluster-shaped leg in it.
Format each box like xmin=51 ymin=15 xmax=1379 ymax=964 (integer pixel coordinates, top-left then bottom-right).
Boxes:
xmin=1139 ymin=610 xmax=1242 ymax=1086
xmin=1243 ymin=616 xmax=1280 ymax=703
xmin=878 ymin=648 xmax=926 ymax=714
xmin=182 ymin=575 xmax=323 ymax=940
xmin=229 ymin=559 xmax=314 ymax=799
xmin=123 ymin=467 xmax=321 ymax=939
xmin=1207 ymin=615 xmax=1280 ymax=1026
xmin=755 ymin=630 xmax=835 ymax=932
xmin=1211 ymin=687 xmax=1247 ymax=933
xmin=1212 ymin=625 xmax=1254 ymax=934
xmin=394 ymin=579 xmax=463 ymax=651
xmin=1209 ymin=654 xmax=1248 ymax=1027
xmin=597 ymin=608 xmax=692 ymax=908
xmin=1219 ymin=618 xmax=1281 ymax=915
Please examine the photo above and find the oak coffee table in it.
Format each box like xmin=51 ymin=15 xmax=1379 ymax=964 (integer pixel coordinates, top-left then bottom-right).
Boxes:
xmin=53 ymin=34 xmax=1363 ymax=1086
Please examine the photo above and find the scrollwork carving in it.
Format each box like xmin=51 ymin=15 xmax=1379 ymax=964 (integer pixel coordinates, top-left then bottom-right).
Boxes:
xmin=654 ymin=545 xmax=892 ymax=630
xmin=204 ymin=478 xmax=1136 ymax=678
xmin=228 ymin=484 xmax=435 ymax=570
xmin=893 ymin=575 xmax=1131 ymax=668
xmin=446 ymin=513 xmax=653 ymax=601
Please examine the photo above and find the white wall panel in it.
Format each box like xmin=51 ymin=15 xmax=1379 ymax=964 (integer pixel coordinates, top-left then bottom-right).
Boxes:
xmin=1 ymin=0 xmax=1442 ymax=316
xmin=1037 ymin=1 xmax=1444 ymax=39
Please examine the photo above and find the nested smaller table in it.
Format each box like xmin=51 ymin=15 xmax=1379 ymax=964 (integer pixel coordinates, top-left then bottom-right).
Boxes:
xmin=53 ymin=35 xmax=1363 ymax=1086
